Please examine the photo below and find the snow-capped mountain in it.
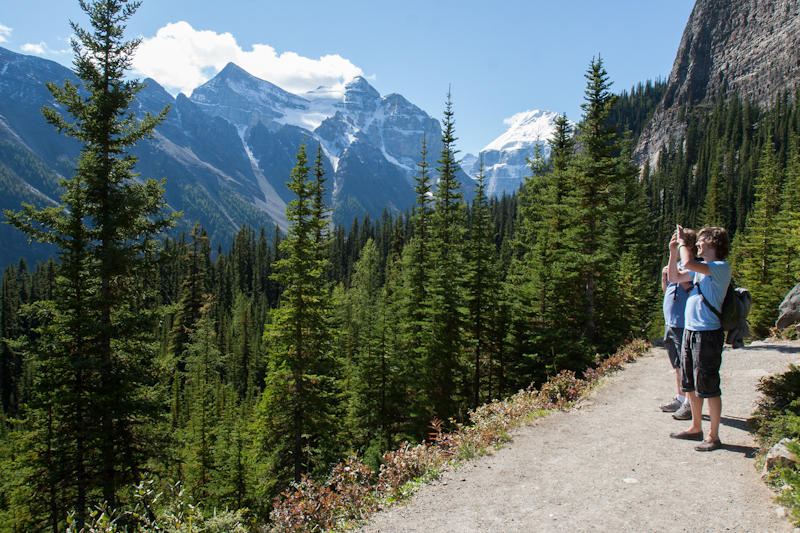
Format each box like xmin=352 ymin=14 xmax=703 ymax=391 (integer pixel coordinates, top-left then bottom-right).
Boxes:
xmin=185 ymin=65 xmax=472 ymax=224
xmin=0 ymin=47 xmax=474 ymax=265
xmin=462 ymin=110 xmax=562 ymax=196
xmin=188 ymin=65 xmax=445 ymax=177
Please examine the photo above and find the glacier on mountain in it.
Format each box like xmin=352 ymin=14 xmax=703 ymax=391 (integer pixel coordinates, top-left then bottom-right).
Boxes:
xmin=185 ymin=63 xmax=458 ymax=225
xmin=461 ymin=109 xmax=565 ymax=197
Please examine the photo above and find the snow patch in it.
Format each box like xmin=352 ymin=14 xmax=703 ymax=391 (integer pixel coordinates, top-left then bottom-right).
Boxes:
xmin=483 ymin=109 xmax=562 ymax=152
xmin=237 ymin=128 xmax=288 ymax=230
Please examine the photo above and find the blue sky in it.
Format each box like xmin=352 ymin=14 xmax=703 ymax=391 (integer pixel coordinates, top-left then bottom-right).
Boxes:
xmin=1 ymin=1 xmax=695 ymax=155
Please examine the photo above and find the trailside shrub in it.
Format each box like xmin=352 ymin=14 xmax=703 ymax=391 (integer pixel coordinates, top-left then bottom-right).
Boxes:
xmin=267 ymin=339 xmax=649 ymax=532
xmin=752 ymin=363 xmax=800 ymax=526
xmin=269 ymin=455 xmax=378 ymax=532
xmin=65 ymin=340 xmax=650 ymax=532
xmin=777 ymin=439 xmax=800 ymax=526
xmin=537 ymin=370 xmax=587 ymax=408
xmin=65 ymin=480 xmax=249 ymax=533
xmin=752 ymin=364 xmax=800 ymax=447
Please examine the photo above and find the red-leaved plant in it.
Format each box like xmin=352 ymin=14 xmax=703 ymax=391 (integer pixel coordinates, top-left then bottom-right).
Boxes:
xmin=269 ymin=339 xmax=649 ymax=532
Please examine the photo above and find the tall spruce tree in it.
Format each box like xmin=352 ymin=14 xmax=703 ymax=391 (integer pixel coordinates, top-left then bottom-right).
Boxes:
xmin=513 ymin=114 xmax=586 ymax=378
xmin=391 ymin=137 xmax=435 ymax=438
xmin=732 ymin=142 xmax=786 ymax=336
xmin=181 ymin=299 xmax=220 ymax=502
xmin=340 ymin=239 xmax=393 ymax=457
xmin=465 ymin=163 xmax=500 ymax=408
xmin=701 ymin=144 xmax=731 ymax=227
xmin=0 ymin=264 xmax=23 ymax=418
xmin=168 ymin=223 xmax=210 ymax=426
xmin=602 ymin=134 xmax=657 ymax=343
xmin=777 ymin=143 xmax=800 ymax=291
xmin=566 ymin=57 xmax=621 ymax=348
xmin=4 ymin=0 xmax=174 ymax=526
xmin=428 ymin=90 xmax=467 ymax=421
xmin=255 ymin=143 xmax=338 ymax=496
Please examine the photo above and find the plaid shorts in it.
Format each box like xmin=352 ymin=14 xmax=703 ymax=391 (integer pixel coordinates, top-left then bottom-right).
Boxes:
xmin=680 ymin=329 xmax=724 ymax=398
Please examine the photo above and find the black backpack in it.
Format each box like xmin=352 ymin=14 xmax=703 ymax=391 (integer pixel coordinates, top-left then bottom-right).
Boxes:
xmin=695 ymin=281 xmax=750 ymax=332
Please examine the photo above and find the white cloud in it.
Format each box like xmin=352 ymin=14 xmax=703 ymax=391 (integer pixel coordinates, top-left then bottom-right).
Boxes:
xmin=132 ymin=21 xmax=364 ymax=97
xmin=21 ymin=42 xmax=46 ymax=55
xmin=19 ymin=40 xmax=70 ymax=57
xmin=0 ymin=24 xmax=11 ymax=43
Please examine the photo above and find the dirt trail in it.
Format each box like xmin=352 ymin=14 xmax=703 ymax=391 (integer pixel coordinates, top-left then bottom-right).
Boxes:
xmin=359 ymin=340 xmax=800 ymax=533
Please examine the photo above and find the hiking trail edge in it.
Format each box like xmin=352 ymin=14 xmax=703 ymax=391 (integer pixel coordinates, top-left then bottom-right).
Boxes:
xmin=358 ymin=340 xmax=800 ymax=533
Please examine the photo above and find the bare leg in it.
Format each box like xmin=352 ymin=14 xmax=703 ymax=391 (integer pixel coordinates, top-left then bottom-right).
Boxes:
xmin=674 ymin=369 xmax=682 ymax=396
xmin=687 ymin=391 xmax=704 ymax=434
xmin=706 ymin=396 xmax=722 ymax=441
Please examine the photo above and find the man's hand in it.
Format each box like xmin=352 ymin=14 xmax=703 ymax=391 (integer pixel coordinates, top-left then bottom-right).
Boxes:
xmin=676 ymin=224 xmax=686 ymax=245
xmin=669 ymin=231 xmax=680 ymax=254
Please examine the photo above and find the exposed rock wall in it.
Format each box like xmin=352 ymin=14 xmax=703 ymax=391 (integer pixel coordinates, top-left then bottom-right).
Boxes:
xmin=635 ymin=0 xmax=800 ymax=165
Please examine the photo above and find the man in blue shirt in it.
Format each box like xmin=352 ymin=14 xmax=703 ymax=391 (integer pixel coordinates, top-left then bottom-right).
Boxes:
xmin=667 ymin=226 xmax=732 ymax=452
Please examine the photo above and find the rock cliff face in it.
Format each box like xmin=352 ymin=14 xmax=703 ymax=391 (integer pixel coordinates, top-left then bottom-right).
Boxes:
xmin=635 ymin=0 xmax=800 ymax=165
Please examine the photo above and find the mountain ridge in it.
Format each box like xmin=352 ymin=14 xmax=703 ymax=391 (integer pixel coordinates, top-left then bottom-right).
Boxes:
xmin=0 ymin=46 xmax=475 ymax=266
xmin=635 ymin=0 xmax=800 ymax=165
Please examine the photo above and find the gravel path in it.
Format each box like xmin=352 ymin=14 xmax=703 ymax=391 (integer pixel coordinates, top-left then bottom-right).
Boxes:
xmin=359 ymin=340 xmax=800 ymax=533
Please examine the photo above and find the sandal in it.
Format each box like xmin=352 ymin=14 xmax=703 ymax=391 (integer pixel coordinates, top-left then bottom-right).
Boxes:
xmin=695 ymin=439 xmax=722 ymax=452
xmin=669 ymin=430 xmax=704 ymax=441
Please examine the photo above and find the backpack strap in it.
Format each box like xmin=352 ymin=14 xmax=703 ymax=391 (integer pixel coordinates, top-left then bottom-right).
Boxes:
xmin=694 ymin=282 xmax=722 ymax=319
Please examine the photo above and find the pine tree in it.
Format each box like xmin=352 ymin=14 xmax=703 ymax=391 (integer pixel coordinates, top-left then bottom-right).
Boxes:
xmin=230 ymin=292 xmax=260 ymax=401
xmin=566 ymin=57 xmax=621 ymax=348
xmin=505 ymin=115 xmax=584 ymax=386
xmin=211 ymin=389 xmax=255 ymax=513
xmin=255 ymin=143 xmax=338 ymax=496
xmin=733 ymin=142 xmax=787 ymax=336
xmin=168 ymin=223 xmax=210 ymax=427
xmin=601 ymin=134 xmax=658 ymax=344
xmin=182 ymin=299 xmax=220 ymax=502
xmin=0 ymin=264 xmax=22 ymax=418
xmin=427 ymin=90 xmax=467 ymax=421
xmin=340 ymin=239 xmax=392 ymax=458
xmin=701 ymin=145 xmax=729 ymax=227
xmin=4 ymin=0 xmax=174 ymax=524
xmin=395 ymin=137 xmax=434 ymax=435
xmin=777 ymin=143 xmax=800 ymax=291
xmin=465 ymin=163 xmax=500 ymax=408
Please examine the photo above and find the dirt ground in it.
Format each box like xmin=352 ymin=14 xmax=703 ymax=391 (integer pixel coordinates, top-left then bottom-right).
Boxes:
xmin=358 ymin=340 xmax=800 ymax=533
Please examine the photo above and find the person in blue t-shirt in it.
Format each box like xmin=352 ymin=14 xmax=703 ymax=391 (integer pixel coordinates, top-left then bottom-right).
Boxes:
xmin=659 ymin=229 xmax=697 ymax=420
xmin=667 ymin=226 xmax=732 ymax=452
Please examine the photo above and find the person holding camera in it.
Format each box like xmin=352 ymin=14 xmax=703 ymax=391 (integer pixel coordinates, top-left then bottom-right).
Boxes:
xmin=667 ymin=225 xmax=731 ymax=452
xmin=659 ymin=228 xmax=697 ymax=420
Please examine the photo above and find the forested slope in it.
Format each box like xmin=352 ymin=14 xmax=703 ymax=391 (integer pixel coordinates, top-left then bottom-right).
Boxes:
xmin=0 ymin=5 xmax=799 ymax=527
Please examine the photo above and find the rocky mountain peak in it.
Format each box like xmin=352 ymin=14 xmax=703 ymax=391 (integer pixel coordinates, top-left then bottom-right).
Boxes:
xmin=461 ymin=109 xmax=562 ymax=197
xmin=343 ymin=76 xmax=380 ymax=110
xmin=636 ymin=0 xmax=800 ymax=165
xmin=189 ymin=62 xmax=307 ymax=130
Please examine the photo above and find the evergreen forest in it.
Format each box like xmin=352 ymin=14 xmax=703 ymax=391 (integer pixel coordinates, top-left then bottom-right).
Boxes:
xmin=0 ymin=1 xmax=799 ymax=531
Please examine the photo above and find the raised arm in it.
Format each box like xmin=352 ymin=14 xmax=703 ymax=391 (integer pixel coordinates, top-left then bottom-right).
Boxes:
xmin=677 ymin=226 xmax=711 ymax=276
xmin=667 ymin=231 xmax=693 ymax=283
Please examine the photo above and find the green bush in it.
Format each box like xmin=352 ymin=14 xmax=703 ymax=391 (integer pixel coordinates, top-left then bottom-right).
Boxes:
xmin=65 ymin=480 xmax=249 ymax=533
xmin=752 ymin=364 xmax=800 ymax=526
xmin=752 ymin=365 xmax=800 ymax=447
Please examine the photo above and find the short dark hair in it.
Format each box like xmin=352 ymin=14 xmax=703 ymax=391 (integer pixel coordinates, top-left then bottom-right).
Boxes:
xmin=698 ymin=226 xmax=730 ymax=260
